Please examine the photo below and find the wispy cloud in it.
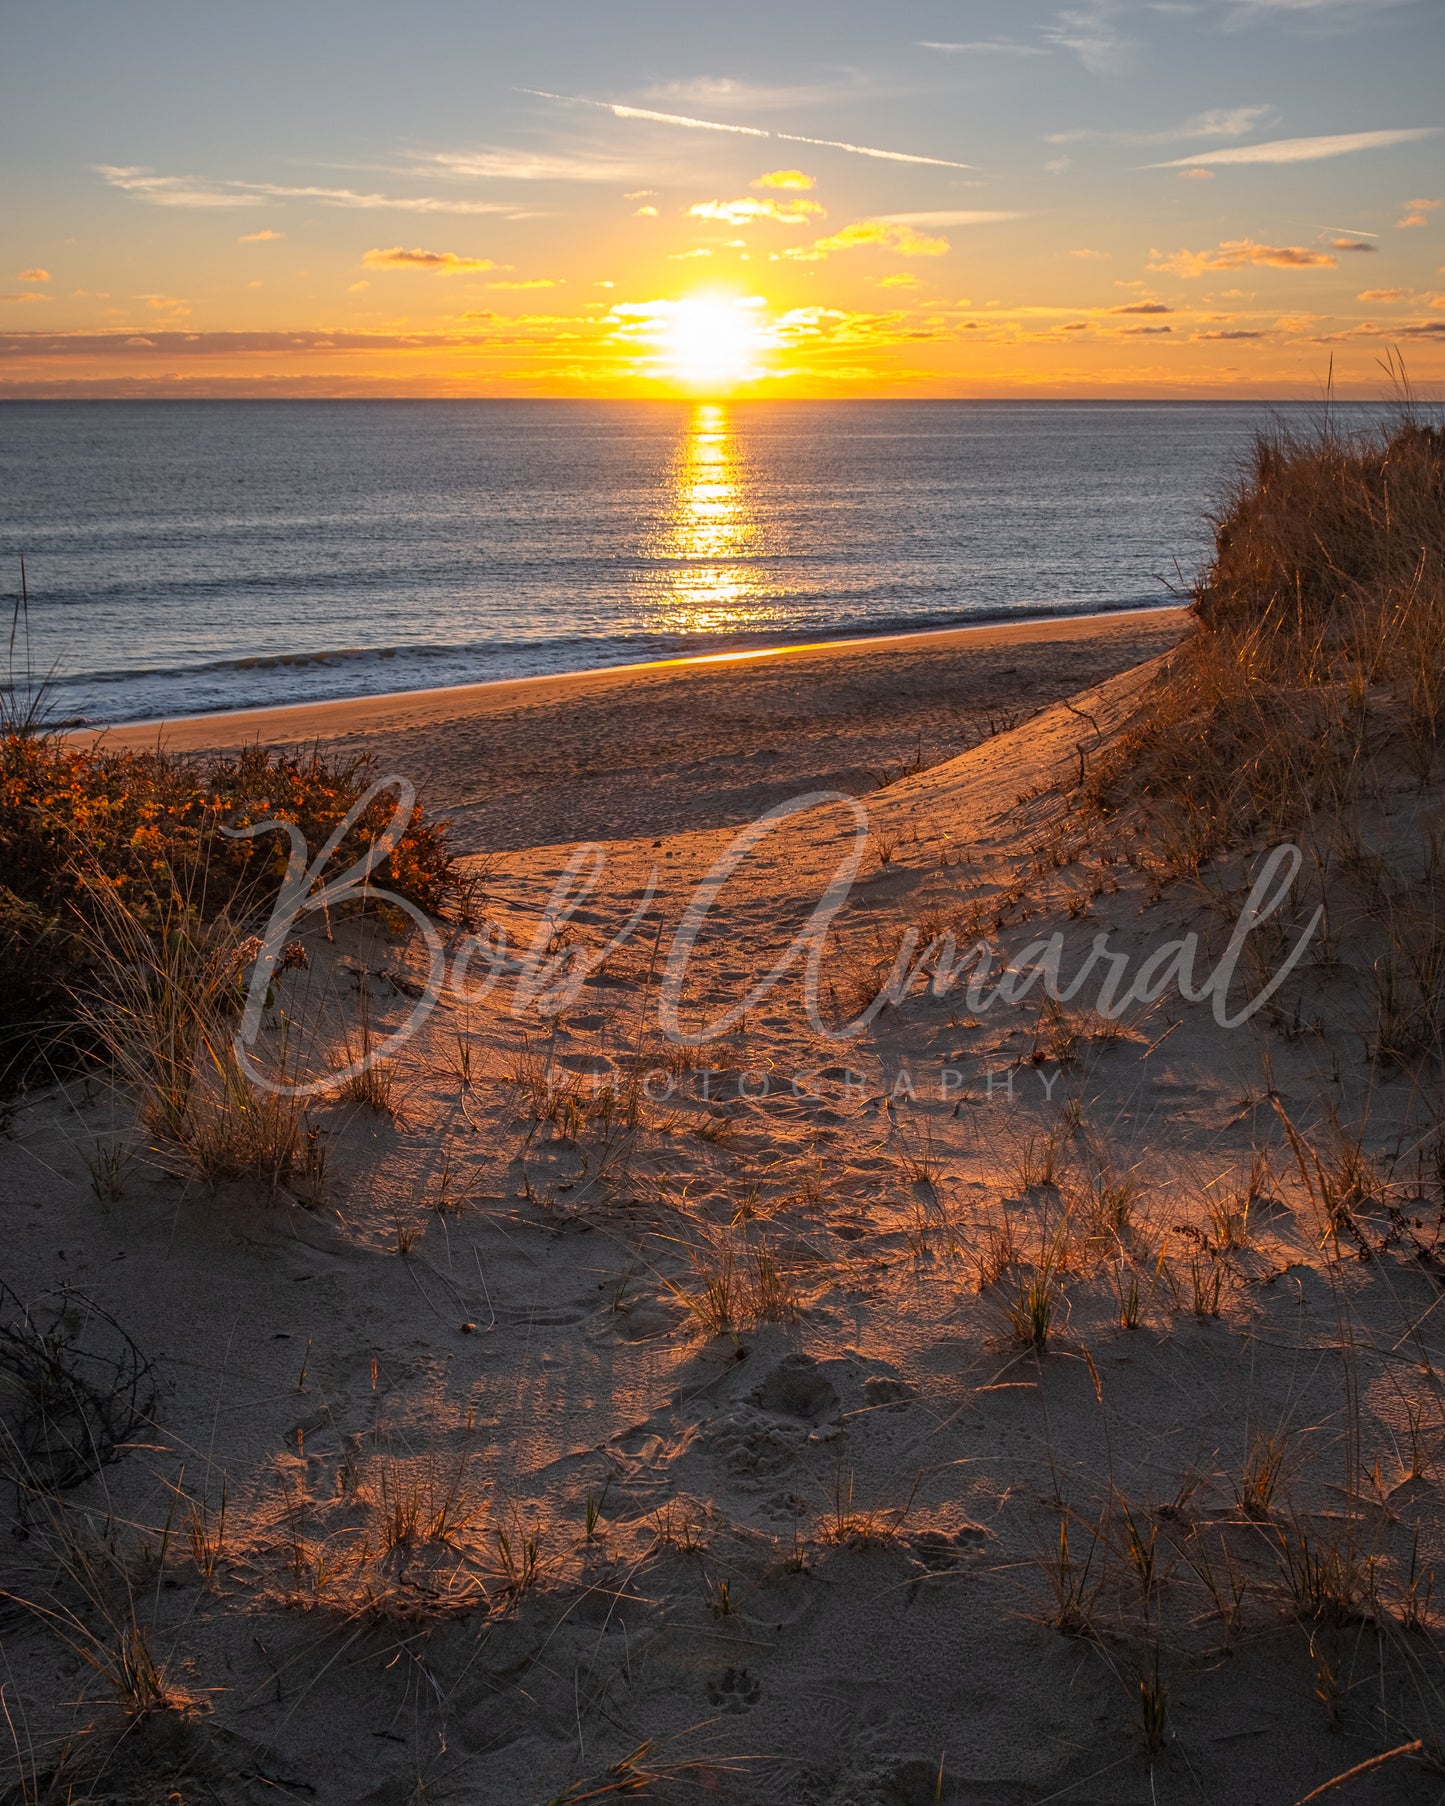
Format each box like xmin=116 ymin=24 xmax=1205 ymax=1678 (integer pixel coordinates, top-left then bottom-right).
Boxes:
xmin=1041 ymin=3 xmax=1136 ymax=76
xmin=1397 ymin=197 xmax=1442 ymax=226
xmin=1111 ymin=300 xmax=1174 ymax=313
xmin=1150 ymin=238 xmax=1338 ymax=274
xmin=1223 ymin=0 xmax=1418 ymax=18
xmin=17 ymin=268 xmax=50 ymax=283
xmin=95 ymin=165 xmax=529 ymax=214
xmin=96 ymin=166 xmax=259 ymax=209
xmin=1330 ymin=238 xmax=1377 ymax=251
xmin=361 ymin=246 xmax=502 ymax=273
xmin=0 ymin=327 xmax=602 ymax=359
xmin=416 ymin=147 xmax=639 ymax=183
xmin=638 ymin=77 xmax=857 ymax=112
xmin=687 ymin=197 xmax=824 ymax=226
xmin=917 ymin=39 xmax=1048 ymax=56
xmin=1048 ymin=105 xmax=1275 ymax=146
xmin=1151 ymin=127 xmax=1440 ymax=166
xmin=519 ymin=89 xmax=975 ymax=169
xmin=237 ymin=229 xmax=284 ymax=243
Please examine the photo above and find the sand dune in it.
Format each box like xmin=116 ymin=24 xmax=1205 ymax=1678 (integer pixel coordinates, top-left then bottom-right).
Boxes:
xmin=8 ymin=612 xmax=1445 ymax=1805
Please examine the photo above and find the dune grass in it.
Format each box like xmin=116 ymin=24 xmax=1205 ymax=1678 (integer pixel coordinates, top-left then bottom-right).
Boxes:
xmin=1086 ymin=410 xmax=1445 ymax=862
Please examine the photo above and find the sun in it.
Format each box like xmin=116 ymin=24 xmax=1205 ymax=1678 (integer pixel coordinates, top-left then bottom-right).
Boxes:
xmin=657 ymin=294 xmax=768 ymax=392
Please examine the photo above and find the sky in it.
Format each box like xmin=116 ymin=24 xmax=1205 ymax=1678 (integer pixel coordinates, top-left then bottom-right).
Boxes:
xmin=2 ymin=0 xmax=1442 ymax=399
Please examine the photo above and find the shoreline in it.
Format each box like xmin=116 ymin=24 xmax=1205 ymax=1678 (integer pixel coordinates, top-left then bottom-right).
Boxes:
xmin=82 ymin=602 xmax=1188 ymax=755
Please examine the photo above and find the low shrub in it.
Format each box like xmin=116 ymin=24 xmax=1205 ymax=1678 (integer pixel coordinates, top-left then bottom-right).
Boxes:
xmin=0 ymin=733 xmax=459 ymax=1092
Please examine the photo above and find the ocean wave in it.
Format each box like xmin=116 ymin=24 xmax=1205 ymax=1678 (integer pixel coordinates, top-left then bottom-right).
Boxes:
xmin=45 ymin=594 xmax=1177 ymax=727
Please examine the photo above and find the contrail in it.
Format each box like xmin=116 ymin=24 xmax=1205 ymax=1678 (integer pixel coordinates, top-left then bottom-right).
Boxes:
xmin=518 ymin=89 xmax=974 ymax=169
xmin=775 ymin=131 xmax=975 ymax=169
xmin=519 ymin=89 xmax=767 ymax=137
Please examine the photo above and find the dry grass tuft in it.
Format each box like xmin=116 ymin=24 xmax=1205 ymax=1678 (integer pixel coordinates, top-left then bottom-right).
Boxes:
xmin=667 ymin=1224 xmax=802 ymax=1335
xmin=265 ymin=1436 xmax=493 ymax=1623
xmin=76 ymin=888 xmax=304 ymax=1191
xmin=1085 ymin=412 xmax=1445 ymax=884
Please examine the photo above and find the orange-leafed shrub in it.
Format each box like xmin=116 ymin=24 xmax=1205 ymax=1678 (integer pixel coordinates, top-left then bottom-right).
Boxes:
xmin=0 ymin=735 xmax=459 ymax=1091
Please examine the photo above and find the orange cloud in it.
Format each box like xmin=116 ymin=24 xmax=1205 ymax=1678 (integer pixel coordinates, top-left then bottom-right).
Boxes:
xmin=1150 ymin=240 xmax=1337 ymax=276
xmin=238 ymin=229 xmax=285 ymax=243
xmin=1358 ymin=288 xmax=1407 ymax=303
xmin=18 ymin=268 xmax=50 ymax=282
xmin=361 ymin=246 xmax=501 ymax=274
xmin=785 ymin=219 xmax=950 ymax=262
xmin=752 ymin=169 xmax=815 ymax=190
xmin=1176 ymin=168 xmax=1215 ymax=182
xmin=1397 ymin=198 xmax=1442 ymax=228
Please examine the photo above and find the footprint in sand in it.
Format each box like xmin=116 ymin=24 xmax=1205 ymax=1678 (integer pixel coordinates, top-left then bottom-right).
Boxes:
xmin=907 ymin=1526 xmax=987 ymax=1572
xmin=749 ymin=1353 xmax=840 ymax=1426
xmin=862 ymin=1374 xmax=915 ymax=1408
xmin=707 ymin=1666 xmax=762 ymax=1713
xmin=701 ymin=1354 xmax=843 ymax=1480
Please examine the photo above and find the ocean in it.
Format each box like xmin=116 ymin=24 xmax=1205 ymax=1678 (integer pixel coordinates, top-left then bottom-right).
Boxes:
xmin=0 ymin=399 xmax=1381 ymax=726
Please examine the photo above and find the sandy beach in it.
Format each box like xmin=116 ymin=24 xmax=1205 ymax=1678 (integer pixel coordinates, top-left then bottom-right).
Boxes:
xmin=90 ymin=607 xmax=1187 ymax=851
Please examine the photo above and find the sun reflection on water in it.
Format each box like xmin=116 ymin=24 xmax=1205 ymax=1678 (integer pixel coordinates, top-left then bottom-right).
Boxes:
xmin=642 ymin=405 xmax=777 ymax=634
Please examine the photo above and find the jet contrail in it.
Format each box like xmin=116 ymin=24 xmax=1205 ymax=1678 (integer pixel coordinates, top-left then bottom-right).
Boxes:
xmin=518 ymin=89 xmax=974 ymax=169
xmin=775 ymin=131 xmax=975 ymax=169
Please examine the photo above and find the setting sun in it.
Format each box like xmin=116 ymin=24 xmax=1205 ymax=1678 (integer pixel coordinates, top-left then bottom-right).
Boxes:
xmin=655 ymin=294 xmax=769 ymax=392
